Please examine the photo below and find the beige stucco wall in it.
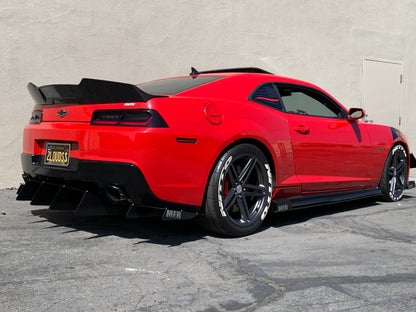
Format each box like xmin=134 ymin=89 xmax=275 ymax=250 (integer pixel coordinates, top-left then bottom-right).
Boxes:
xmin=1 ymin=0 xmax=416 ymax=188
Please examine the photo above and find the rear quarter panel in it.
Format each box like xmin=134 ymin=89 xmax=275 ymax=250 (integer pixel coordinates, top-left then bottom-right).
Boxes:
xmin=143 ymin=96 xmax=296 ymax=205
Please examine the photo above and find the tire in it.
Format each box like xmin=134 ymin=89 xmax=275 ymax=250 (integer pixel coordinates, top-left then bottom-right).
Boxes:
xmin=379 ymin=144 xmax=409 ymax=201
xmin=200 ymin=144 xmax=273 ymax=236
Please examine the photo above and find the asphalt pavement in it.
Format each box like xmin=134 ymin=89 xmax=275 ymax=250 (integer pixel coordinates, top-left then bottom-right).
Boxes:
xmin=1 ymin=188 xmax=415 ymax=312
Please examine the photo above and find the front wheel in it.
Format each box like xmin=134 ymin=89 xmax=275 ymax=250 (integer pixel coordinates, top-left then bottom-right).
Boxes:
xmin=379 ymin=144 xmax=409 ymax=201
xmin=200 ymin=144 xmax=273 ymax=236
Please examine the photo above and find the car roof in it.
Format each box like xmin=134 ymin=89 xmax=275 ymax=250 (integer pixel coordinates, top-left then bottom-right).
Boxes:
xmin=186 ymin=67 xmax=322 ymax=90
xmin=175 ymin=71 xmax=322 ymax=100
xmin=140 ymin=67 xmax=339 ymax=106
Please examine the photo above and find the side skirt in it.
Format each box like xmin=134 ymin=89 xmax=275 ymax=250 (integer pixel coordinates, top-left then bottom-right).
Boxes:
xmin=271 ymin=188 xmax=382 ymax=213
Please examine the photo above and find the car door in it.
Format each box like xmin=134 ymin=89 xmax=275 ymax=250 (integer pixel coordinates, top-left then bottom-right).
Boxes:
xmin=277 ymin=84 xmax=373 ymax=192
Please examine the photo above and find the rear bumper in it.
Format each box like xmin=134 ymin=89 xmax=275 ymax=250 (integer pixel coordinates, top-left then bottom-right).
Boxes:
xmin=22 ymin=122 xmax=209 ymax=207
xmin=19 ymin=153 xmax=200 ymax=216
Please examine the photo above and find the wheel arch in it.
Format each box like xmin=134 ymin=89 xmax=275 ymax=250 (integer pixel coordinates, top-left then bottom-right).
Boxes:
xmin=378 ymin=140 xmax=409 ymax=182
xmin=392 ymin=140 xmax=410 ymax=179
xmin=386 ymin=140 xmax=410 ymax=166
xmin=397 ymin=140 xmax=409 ymax=154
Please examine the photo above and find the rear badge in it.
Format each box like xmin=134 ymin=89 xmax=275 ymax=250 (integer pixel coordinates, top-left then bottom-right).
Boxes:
xmin=57 ymin=109 xmax=68 ymax=117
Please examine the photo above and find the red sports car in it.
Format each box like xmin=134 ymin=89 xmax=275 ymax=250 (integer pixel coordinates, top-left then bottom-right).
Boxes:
xmin=17 ymin=67 xmax=415 ymax=236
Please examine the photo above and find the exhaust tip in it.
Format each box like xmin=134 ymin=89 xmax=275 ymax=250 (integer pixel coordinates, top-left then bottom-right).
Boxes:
xmin=105 ymin=185 xmax=129 ymax=202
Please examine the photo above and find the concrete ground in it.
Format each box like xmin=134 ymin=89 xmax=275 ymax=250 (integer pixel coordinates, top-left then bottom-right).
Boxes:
xmin=1 ymin=188 xmax=415 ymax=312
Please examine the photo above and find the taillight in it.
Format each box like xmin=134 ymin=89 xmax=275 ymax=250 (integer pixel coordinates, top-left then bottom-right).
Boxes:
xmin=30 ymin=110 xmax=42 ymax=124
xmin=91 ymin=109 xmax=168 ymax=127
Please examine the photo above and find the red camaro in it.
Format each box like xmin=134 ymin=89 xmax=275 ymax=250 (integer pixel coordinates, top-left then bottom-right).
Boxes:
xmin=18 ymin=68 xmax=415 ymax=236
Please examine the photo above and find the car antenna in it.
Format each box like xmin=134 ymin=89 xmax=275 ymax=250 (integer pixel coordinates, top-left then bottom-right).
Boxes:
xmin=190 ymin=67 xmax=200 ymax=76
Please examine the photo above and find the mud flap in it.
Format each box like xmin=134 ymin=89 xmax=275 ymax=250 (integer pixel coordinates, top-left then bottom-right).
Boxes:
xmin=270 ymin=198 xmax=292 ymax=213
xmin=125 ymin=205 xmax=164 ymax=219
xmin=410 ymin=153 xmax=416 ymax=168
xmin=406 ymin=180 xmax=415 ymax=190
xmin=162 ymin=209 xmax=197 ymax=220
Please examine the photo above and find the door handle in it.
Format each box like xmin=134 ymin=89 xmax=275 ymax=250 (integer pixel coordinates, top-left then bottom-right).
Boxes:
xmin=294 ymin=125 xmax=310 ymax=134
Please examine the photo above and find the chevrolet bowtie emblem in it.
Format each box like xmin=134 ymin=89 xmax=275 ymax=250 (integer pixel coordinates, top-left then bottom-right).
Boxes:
xmin=57 ymin=109 xmax=69 ymax=117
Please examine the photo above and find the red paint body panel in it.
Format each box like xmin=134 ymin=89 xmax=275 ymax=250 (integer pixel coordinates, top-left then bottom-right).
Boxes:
xmin=286 ymin=114 xmax=374 ymax=191
xmin=21 ymin=72 xmax=410 ymax=209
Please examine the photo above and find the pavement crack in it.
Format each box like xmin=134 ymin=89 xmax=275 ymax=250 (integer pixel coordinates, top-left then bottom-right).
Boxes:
xmin=313 ymin=217 xmax=415 ymax=244
xmin=206 ymin=238 xmax=285 ymax=312
xmin=273 ymin=273 xmax=416 ymax=292
xmin=232 ymin=256 xmax=285 ymax=312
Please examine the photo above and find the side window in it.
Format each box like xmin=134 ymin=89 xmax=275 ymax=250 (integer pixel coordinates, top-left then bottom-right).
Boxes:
xmin=250 ymin=83 xmax=283 ymax=110
xmin=277 ymin=85 xmax=345 ymax=118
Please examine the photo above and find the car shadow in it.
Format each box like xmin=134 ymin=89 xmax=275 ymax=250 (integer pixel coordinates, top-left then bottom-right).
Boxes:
xmin=30 ymin=208 xmax=206 ymax=246
xmin=261 ymin=194 xmax=413 ymax=231
xmin=30 ymin=195 xmax=411 ymax=244
xmin=262 ymin=197 xmax=381 ymax=229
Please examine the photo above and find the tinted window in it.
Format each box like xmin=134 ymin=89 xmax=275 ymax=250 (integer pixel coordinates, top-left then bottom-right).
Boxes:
xmin=250 ymin=83 xmax=283 ymax=110
xmin=139 ymin=76 xmax=224 ymax=95
xmin=277 ymin=85 xmax=345 ymax=118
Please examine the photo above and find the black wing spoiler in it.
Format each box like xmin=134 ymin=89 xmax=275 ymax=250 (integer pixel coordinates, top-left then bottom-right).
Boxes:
xmin=27 ymin=78 xmax=157 ymax=105
xmin=189 ymin=67 xmax=274 ymax=75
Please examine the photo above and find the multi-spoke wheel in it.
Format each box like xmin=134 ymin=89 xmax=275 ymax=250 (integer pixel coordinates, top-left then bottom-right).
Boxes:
xmin=200 ymin=144 xmax=272 ymax=236
xmin=380 ymin=144 xmax=409 ymax=201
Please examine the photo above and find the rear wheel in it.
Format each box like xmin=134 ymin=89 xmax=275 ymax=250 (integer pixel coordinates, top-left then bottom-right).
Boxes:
xmin=380 ymin=144 xmax=408 ymax=201
xmin=200 ymin=144 xmax=273 ymax=236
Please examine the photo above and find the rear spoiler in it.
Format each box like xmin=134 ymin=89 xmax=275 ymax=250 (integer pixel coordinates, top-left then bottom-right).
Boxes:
xmin=27 ymin=78 xmax=157 ymax=105
xmin=190 ymin=67 xmax=273 ymax=76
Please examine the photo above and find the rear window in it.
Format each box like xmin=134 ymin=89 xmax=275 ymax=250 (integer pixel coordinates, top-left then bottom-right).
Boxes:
xmin=249 ymin=83 xmax=283 ymax=110
xmin=138 ymin=76 xmax=224 ymax=95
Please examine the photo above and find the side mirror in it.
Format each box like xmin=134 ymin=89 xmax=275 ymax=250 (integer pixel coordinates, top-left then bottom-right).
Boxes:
xmin=348 ymin=108 xmax=365 ymax=121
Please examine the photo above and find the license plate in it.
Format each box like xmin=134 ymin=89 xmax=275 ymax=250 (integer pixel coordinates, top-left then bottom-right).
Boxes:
xmin=45 ymin=143 xmax=71 ymax=167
